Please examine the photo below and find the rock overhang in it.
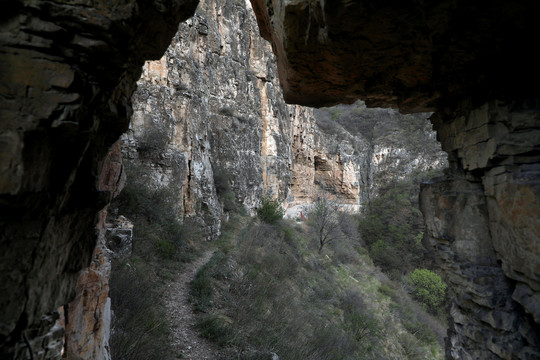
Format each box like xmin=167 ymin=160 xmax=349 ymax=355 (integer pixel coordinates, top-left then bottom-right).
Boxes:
xmin=250 ymin=0 xmax=540 ymax=112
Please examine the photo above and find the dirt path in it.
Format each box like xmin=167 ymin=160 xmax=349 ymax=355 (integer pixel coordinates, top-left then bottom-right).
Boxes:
xmin=165 ymin=250 xmax=220 ymax=359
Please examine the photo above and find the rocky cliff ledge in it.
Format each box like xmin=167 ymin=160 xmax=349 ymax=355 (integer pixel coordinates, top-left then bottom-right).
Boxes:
xmin=0 ymin=1 xmax=197 ymax=358
xmin=250 ymin=0 xmax=540 ymax=358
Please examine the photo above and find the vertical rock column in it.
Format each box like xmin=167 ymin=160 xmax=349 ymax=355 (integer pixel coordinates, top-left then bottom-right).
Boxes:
xmin=64 ymin=141 xmax=126 ymax=360
xmin=64 ymin=237 xmax=112 ymax=360
xmin=421 ymin=101 xmax=540 ymax=359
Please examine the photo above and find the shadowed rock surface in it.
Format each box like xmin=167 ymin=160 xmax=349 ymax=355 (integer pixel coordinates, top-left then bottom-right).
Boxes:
xmin=250 ymin=0 xmax=539 ymax=112
xmin=0 ymin=1 xmax=198 ymax=358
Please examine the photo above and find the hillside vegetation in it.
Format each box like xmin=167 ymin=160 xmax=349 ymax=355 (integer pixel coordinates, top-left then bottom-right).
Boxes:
xmin=190 ymin=209 xmax=446 ymax=360
xmin=315 ymin=101 xmax=447 ymax=295
xmin=109 ymin=102 xmax=449 ymax=360
xmin=313 ymin=101 xmax=439 ymax=152
xmin=185 ymin=102 xmax=449 ymax=359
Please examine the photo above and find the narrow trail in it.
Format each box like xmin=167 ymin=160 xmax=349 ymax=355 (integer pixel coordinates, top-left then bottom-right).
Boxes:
xmin=165 ymin=249 xmax=219 ymax=359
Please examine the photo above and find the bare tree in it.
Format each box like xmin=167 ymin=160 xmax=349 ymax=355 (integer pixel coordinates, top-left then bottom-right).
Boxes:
xmin=307 ymin=194 xmax=346 ymax=253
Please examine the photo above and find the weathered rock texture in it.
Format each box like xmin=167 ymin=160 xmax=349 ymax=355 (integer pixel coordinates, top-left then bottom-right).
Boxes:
xmin=62 ymin=142 xmax=132 ymax=360
xmin=64 ymin=236 xmax=112 ymax=360
xmin=128 ymin=0 xmax=444 ymax=229
xmin=421 ymin=102 xmax=540 ymax=359
xmin=250 ymin=0 xmax=539 ymax=111
xmin=310 ymin=103 xmax=447 ymax=211
xmin=251 ymin=0 xmax=540 ymax=358
xmin=127 ymin=0 xmax=383 ymax=229
xmin=127 ymin=0 xmax=287 ymax=234
xmin=62 ymin=212 xmax=133 ymax=360
xmin=0 ymin=0 xmax=198 ymax=357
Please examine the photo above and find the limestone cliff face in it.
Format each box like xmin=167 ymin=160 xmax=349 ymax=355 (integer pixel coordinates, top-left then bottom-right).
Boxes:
xmin=285 ymin=109 xmax=371 ymax=217
xmin=307 ymin=105 xmax=447 ymax=215
xmin=128 ymin=0 xmax=285 ymax=235
xmin=128 ymin=0 xmax=375 ymax=229
xmin=128 ymin=0 xmax=446 ymax=228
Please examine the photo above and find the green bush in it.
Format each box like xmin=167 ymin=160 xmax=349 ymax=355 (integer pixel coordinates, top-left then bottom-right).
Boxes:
xmin=358 ymin=172 xmax=440 ymax=275
xmin=256 ymin=195 xmax=284 ymax=223
xmin=407 ymin=268 xmax=447 ymax=313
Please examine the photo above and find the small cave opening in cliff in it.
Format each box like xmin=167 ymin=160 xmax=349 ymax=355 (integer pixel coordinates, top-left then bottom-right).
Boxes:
xmin=314 ymin=155 xmax=331 ymax=171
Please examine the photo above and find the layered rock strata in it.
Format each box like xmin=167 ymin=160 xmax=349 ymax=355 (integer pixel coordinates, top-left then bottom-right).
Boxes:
xmin=421 ymin=102 xmax=540 ymax=359
xmin=0 ymin=1 xmax=197 ymax=357
xmin=64 ymin=236 xmax=112 ymax=360
xmin=127 ymin=0 xmax=290 ymax=233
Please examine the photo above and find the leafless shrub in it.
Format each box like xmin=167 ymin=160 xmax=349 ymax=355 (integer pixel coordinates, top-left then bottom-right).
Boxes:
xmin=306 ymin=194 xmax=347 ymax=253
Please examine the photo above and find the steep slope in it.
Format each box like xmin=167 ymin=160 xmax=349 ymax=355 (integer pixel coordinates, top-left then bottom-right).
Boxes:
xmin=189 ymin=217 xmax=447 ymax=360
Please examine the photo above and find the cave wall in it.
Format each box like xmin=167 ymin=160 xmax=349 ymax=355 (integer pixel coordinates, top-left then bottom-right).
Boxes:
xmin=0 ymin=1 xmax=198 ymax=358
xmin=2 ymin=0 xmax=539 ymax=358
xmin=421 ymin=101 xmax=540 ymax=358
xmin=249 ymin=0 xmax=540 ymax=358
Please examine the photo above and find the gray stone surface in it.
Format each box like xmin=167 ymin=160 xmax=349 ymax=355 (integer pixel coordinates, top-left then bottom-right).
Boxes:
xmin=0 ymin=0 xmax=198 ymax=357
